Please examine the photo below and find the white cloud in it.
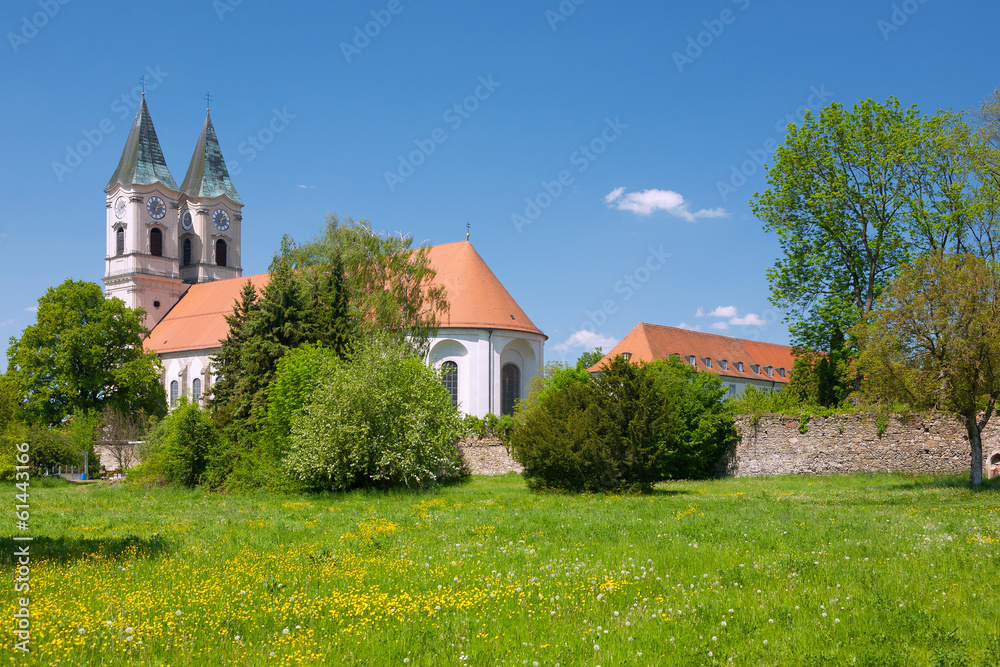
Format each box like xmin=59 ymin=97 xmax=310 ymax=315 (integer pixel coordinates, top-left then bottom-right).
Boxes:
xmin=729 ymin=313 xmax=766 ymax=327
xmin=553 ymin=329 xmax=618 ymax=353
xmin=605 ymin=187 xmax=728 ymax=222
xmin=691 ymin=305 xmax=766 ymax=329
xmin=24 ymin=306 xmax=37 ymax=313
xmin=708 ymin=305 xmax=738 ymax=318
xmin=604 ymin=186 xmax=626 ymax=203
xmin=0 ymin=318 xmax=14 ymax=327
xmin=676 ymin=322 xmax=701 ymax=331
xmin=296 ymin=184 xmax=316 ymax=189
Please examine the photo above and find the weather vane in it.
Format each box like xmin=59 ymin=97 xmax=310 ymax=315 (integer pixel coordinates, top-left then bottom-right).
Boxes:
xmin=466 ymin=222 xmax=471 ymax=241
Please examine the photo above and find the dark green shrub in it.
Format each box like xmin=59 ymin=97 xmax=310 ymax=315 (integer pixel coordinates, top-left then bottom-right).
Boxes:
xmin=511 ymin=355 xmax=737 ymax=492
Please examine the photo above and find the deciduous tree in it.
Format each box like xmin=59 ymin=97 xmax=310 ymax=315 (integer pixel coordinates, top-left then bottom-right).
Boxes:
xmin=855 ymin=253 xmax=1000 ymax=485
xmin=6 ymin=279 xmax=166 ymax=425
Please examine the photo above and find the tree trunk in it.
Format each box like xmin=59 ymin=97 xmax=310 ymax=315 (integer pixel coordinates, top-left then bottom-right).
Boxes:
xmin=966 ymin=421 xmax=984 ymax=486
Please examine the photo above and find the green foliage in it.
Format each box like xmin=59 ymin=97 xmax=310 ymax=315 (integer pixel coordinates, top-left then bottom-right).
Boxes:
xmin=6 ymin=279 xmax=167 ymax=425
xmin=137 ymin=400 xmax=220 ymax=488
xmin=752 ymin=98 xmax=973 ymax=353
xmin=575 ymin=347 xmax=604 ymax=371
xmin=284 ymin=338 xmax=468 ymax=491
xmin=462 ymin=413 xmax=516 ymax=445
xmin=513 ymin=361 xmax=591 ymax=425
xmin=511 ymin=356 xmax=736 ymax=492
xmin=729 ymin=384 xmax=802 ymax=424
xmin=876 ymin=412 xmax=890 ymax=438
xmin=283 ymin=215 xmax=447 ymax=354
xmin=798 ymin=413 xmax=810 ymax=434
xmin=856 ymin=253 xmax=1000 ymax=484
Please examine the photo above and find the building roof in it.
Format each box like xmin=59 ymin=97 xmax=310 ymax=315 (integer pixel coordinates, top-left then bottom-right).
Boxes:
xmin=105 ymin=96 xmax=178 ymax=193
xmin=425 ymin=241 xmax=545 ymax=337
xmin=145 ymin=274 xmax=269 ymax=355
xmin=146 ymin=241 xmax=543 ymax=355
xmin=588 ymin=322 xmax=796 ymax=383
xmin=179 ymin=110 xmax=243 ymax=205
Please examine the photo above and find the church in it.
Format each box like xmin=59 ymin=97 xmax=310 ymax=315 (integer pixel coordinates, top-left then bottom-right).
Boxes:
xmin=103 ymin=96 xmax=546 ymax=418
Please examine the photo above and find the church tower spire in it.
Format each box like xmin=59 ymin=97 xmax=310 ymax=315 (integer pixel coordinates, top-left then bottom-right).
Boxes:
xmin=177 ymin=108 xmax=243 ymax=284
xmin=105 ymin=95 xmax=178 ymax=193
xmin=103 ymin=95 xmax=186 ymax=329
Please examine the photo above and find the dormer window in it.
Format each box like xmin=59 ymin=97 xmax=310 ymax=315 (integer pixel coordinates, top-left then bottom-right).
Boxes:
xmin=736 ymin=361 xmax=744 ymax=372
xmin=720 ymin=359 xmax=728 ymax=370
xmin=777 ymin=368 xmax=786 ymax=378
xmin=703 ymin=357 xmax=712 ymax=368
xmin=751 ymin=364 xmax=760 ymax=374
xmin=763 ymin=366 xmax=772 ymax=376
xmin=686 ymin=355 xmax=696 ymax=366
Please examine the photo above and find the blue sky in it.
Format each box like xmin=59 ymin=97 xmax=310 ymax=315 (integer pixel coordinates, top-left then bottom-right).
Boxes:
xmin=2 ymin=0 xmax=999 ymax=371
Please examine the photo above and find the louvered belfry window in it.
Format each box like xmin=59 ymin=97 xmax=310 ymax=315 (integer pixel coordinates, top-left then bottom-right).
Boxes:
xmin=115 ymin=228 xmax=124 ymax=255
xmin=216 ymin=239 xmax=227 ymax=266
xmin=183 ymin=238 xmax=192 ymax=266
xmin=150 ymin=228 xmax=163 ymax=257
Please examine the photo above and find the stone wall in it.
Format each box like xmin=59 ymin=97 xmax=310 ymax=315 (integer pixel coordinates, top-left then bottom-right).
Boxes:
xmin=460 ymin=437 xmax=522 ymax=476
xmin=720 ymin=412 xmax=1000 ymax=478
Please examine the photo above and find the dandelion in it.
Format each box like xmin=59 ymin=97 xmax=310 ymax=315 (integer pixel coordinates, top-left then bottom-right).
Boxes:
xmin=283 ymin=628 xmax=290 ymax=635
xmin=594 ymin=644 xmax=600 ymax=651
xmin=721 ymin=621 xmax=727 ymax=627
xmin=175 ymin=610 xmax=182 ymax=616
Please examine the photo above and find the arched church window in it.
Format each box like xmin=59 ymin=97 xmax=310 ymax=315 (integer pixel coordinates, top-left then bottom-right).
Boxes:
xmin=192 ymin=378 xmax=202 ymax=404
xmin=170 ymin=380 xmax=179 ymax=407
xmin=115 ymin=228 xmax=124 ymax=255
xmin=216 ymin=239 xmax=227 ymax=266
xmin=441 ymin=361 xmax=458 ymax=408
xmin=150 ymin=228 xmax=163 ymax=257
xmin=183 ymin=238 xmax=192 ymax=266
xmin=501 ymin=363 xmax=520 ymax=416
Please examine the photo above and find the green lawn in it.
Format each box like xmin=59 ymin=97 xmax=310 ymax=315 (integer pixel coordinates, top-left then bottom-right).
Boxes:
xmin=3 ymin=473 xmax=1000 ymax=666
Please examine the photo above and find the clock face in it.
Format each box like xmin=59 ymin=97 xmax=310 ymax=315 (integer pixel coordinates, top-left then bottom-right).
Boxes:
xmin=212 ymin=209 xmax=230 ymax=231
xmin=114 ymin=197 xmax=126 ymax=219
xmin=181 ymin=210 xmax=193 ymax=231
xmin=146 ymin=196 xmax=166 ymax=220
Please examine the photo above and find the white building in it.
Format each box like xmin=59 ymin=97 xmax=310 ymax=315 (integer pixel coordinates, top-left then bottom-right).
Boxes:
xmin=104 ymin=97 xmax=545 ymax=417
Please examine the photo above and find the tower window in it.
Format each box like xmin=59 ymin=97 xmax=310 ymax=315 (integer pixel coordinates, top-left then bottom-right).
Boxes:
xmin=170 ymin=380 xmax=179 ymax=407
xmin=501 ymin=363 xmax=520 ymax=416
xmin=115 ymin=228 xmax=124 ymax=255
xmin=441 ymin=361 xmax=458 ymax=408
xmin=192 ymin=378 xmax=202 ymax=404
xmin=150 ymin=228 xmax=162 ymax=257
xmin=183 ymin=238 xmax=192 ymax=266
xmin=215 ymin=239 xmax=227 ymax=266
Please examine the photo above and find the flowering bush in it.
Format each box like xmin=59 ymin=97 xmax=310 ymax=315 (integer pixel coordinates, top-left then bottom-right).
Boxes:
xmin=284 ymin=338 xmax=468 ymax=490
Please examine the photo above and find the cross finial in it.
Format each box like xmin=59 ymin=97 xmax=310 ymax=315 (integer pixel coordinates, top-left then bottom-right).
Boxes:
xmin=139 ymin=75 xmax=147 ymax=96
xmin=204 ymin=91 xmax=212 ymax=110
xmin=466 ymin=222 xmax=471 ymax=241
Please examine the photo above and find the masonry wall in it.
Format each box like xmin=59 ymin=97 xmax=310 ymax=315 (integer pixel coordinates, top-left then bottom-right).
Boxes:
xmin=720 ymin=413 xmax=1000 ymax=478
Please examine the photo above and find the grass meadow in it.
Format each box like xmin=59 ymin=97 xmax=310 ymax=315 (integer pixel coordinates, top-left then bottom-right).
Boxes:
xmin=3 ymin=473 xmax=1000 ymax=666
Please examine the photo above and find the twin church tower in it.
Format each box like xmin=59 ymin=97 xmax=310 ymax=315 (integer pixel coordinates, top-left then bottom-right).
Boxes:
xmin=103 ymin=95 xmax=243 ymax=328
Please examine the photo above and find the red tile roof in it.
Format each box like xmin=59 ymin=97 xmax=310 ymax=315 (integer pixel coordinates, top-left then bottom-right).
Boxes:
xmin=588 ymin=322 xmax=796 ymax=383
xmin=426 ymin=241 xmax=544 ymax=337
xmin=145 ymin=273 xmax=269 ymax=354
xmin=145 ymin=241 xmax=543 ymax=355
